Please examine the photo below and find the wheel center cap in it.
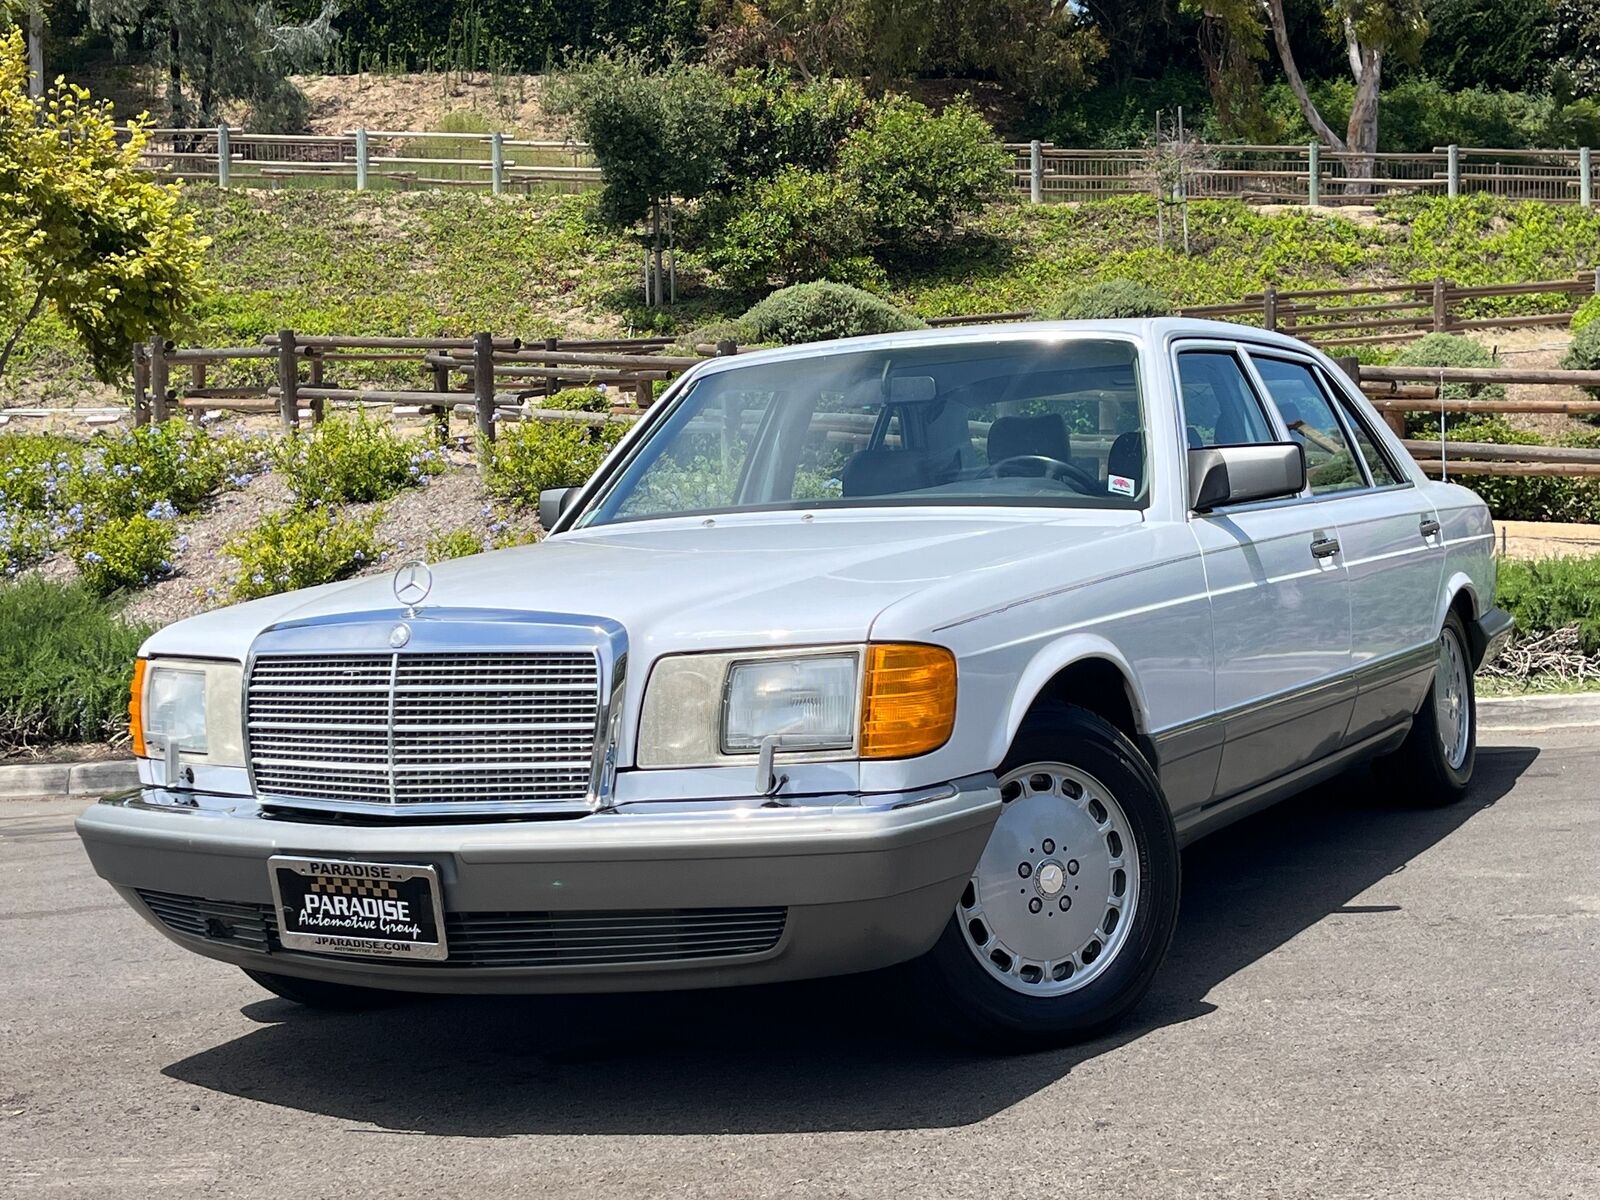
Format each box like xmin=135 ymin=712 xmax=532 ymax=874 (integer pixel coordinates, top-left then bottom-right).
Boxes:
xmin=1036 ymin=861 xmax=1066 ymax=897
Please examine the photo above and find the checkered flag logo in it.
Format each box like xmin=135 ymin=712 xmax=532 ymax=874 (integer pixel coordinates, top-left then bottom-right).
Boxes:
xmin=310 ymin=876 xmax=399 ymax=899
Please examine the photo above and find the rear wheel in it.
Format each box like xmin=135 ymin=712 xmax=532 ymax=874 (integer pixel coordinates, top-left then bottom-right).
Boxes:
xmin=243 ymin=969 xmax=404 ymax=1011
xmin=1385 ymin=609 xmax=1476 ymax=806
xmin=916 ymin=705 xmax=1180 ymax=1048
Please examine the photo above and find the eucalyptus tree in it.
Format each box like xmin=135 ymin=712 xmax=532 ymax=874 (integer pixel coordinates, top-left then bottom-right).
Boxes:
xmin=1187 ymin=0 xmax=1427 ymax=191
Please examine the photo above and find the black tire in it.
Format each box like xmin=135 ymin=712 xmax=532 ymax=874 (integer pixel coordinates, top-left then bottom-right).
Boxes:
xmin=914 ymin=703 xmax=1181 ymax=1049
xmin=1383 ymin=609 xmax=1476 ymax=806
xmin=242 ymin=969 xmax=405 ymax=1011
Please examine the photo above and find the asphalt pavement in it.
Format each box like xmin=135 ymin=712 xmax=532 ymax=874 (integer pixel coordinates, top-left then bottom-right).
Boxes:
xmin=2 ymin=728 xmax=1595 ymax=1199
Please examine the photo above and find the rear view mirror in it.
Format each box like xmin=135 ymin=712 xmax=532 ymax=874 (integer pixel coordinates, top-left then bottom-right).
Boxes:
xmin=1188 ymin=443 xmax=1307 ymax=512
xmin=539 ymin=487 xmax=575 ymax=530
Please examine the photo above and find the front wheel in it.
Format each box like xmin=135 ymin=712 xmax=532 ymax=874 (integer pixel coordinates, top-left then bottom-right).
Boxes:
xmin=1384 ymin=609 xmax=1476 ymax=805
xmin=915 ymin=704 xmax=1181 ymax=1049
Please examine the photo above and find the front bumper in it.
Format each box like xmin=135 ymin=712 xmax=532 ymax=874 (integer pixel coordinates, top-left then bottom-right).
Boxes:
xmin=1469 ymin=605 xmax=1515 ymax=669
xmin=76 ymin=778 xmax=1000 ymax=994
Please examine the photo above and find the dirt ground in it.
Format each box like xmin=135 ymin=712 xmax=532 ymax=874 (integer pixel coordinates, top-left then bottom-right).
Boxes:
xmin=292 ymin=72 xmax=572 ymax=139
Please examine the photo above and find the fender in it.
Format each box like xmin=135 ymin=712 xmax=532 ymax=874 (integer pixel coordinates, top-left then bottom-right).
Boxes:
xmin=993 ymin=633 xmax=1152 ymax=768
xmin=1435 ymin=570 xmax=1481 ymax=634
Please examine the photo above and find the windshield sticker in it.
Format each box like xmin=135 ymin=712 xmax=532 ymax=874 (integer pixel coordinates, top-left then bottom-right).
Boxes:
xmin=1108 ymin=474 xmax=1136 ymax=497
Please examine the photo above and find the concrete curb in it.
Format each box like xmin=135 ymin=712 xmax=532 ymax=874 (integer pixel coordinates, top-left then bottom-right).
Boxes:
xmin=0 ymin=758 xmax=138 ymax=800
xmin=1478 ymin=691 xmax=1600 ymax=732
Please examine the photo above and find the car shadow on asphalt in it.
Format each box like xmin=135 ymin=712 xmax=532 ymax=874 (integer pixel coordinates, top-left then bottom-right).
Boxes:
xmin=162 ymin=746 xmax=1537 ymax=1136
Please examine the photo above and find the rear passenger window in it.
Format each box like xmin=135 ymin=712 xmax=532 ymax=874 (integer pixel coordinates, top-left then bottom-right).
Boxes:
xmin=1175 ymin=351 xmax=1277 ymax=448
xmin=1250 ymin=356 xmax=1366 ymax=494
xmin=1325 ymin=381 xmax=1402 ymax=487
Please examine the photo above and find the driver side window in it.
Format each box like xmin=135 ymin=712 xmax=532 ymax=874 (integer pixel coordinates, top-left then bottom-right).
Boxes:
xmin=1175 ymin=351 xmax=1277 ymax=449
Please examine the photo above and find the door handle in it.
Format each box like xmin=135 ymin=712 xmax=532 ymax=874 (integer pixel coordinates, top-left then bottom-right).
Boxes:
xmin=1310 ymin=535 xmax=1341 ymax=560
xmin=1420 ymin=516 xmax=1442 ymax=538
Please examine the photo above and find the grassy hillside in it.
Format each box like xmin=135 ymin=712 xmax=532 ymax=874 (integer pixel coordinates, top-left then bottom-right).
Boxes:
xmin=7 ymin=189 xmax=1600 ymax=399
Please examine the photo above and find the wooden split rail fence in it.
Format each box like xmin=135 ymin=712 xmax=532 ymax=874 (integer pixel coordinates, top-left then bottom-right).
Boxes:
xmin=131 ymin=330 xmax=728 ymax=439
xmin=132 ymin=305 xmax=1600 ymax=481
xmin=927 ymin=272 xmax=1600 ymax=349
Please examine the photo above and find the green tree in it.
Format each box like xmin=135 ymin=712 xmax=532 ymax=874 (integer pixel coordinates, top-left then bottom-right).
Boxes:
xmin=701 ymin=0 xmax=1103 ymax=106
xmin=1422 ymin=0 xmax=1553 ymax=92
xmin=84 ymin=0 xmax=337 ymax=130
xmin=547 ymin=53 xmax=733 ymax=307
xmin=1548 ymin=0 xmax=1600 ymax=95
xmin=0 ymin=30 xmax=208 ymax=379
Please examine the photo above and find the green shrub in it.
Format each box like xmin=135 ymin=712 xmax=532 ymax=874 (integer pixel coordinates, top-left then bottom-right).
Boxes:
xmin=0 ymin=578 xmax=151 ymax=752
xmin=1441 ymin=419 xmax=1600 ymax=524
xmin=1044 ymin=280 xmax=1173 ymax=320
xmin=1394 ymin=333 xmax=1505 ymax=399
xmin=426 ymin=528 xmax=485 ymax=561
xmin=740 ymin=282 xmax=926 ymax=346
xmin=837 ymin=94 xmax=1010 ymax=251
xmin=1561 ymin=320 xmax=1600 ymax=398
xmin=1394 ymin=333 xmax=1506 ymax=435
xmin=545 ymin=387 xmax=610 ymax=413
xmin=226 ymin=508 xmax=384 ymax=601
xmin=73 ymin=421 xmax=251 ymax=519
xmin=274 ymin=412 xmax=444 ymax=505
xmin=486 ymin=419 xmax=628 ymax=505
xmin=706 ymin=168 xmax=878 ymax=291
xmin=723 ymin=68 xmax=868 ymax=181
xmin=1572 ymin=296 xmax=1600 ymax=333
xmin=69 ymin=515 xmax=177 ymax=596
xmin=675 ymin=319 xmax=761 ymax=354
xmin=1496 ymin=556 xmax=1600 ymax=653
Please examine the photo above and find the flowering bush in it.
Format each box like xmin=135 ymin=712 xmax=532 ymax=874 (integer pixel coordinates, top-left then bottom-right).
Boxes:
xmin=69 ymin=514 xmax=176 ymax=595
xmin=70 ymin=420 xmax=256 ymax=519
xmin=0 ymin=505 xmax=49 ymax=577
xmin=273 ymin=412 xmax=444 ymax=505
xmin=226 ymin=507 xmax=385 ymax=601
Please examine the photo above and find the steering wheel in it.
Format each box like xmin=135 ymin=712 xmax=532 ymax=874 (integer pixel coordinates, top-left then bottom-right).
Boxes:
xmin=990 ymin=454 xmax=1102 ymax=496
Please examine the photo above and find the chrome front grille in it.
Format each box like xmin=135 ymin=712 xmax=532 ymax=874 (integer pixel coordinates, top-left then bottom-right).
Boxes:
xmin=247 ymin=651 xmax=602 ymax=812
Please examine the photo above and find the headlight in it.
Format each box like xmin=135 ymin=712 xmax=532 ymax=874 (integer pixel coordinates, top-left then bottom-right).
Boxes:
xmin=637 ymin=644 xmax=955 ymax=768
xmin=723 ymin=654 xmax=858 ymax=753
xmin=130 ymin=657 xmax=245 ymax=766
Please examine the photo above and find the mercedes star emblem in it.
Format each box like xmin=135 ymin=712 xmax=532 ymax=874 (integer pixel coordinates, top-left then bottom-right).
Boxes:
xmin=392 ymin=559 xmax=433 ymax=615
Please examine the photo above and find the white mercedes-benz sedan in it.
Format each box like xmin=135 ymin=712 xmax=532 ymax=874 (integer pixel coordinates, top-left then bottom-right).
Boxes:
xmin=78 ymin=319 xmax=1510 ymax=1046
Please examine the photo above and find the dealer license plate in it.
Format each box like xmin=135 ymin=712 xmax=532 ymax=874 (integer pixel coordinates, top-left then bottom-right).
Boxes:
xmin=268 ymin=856 xmax=447 ymax=961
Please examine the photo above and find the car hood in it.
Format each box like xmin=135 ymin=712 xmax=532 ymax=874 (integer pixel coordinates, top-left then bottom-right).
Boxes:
xmin=142 ymin=508 xmax=1145 ymax=662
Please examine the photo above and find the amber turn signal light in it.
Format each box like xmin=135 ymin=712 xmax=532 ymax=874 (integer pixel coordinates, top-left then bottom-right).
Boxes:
xmin=860 ymin=643 xmax=956 ymax=759
xmin=129 ymin=658 xmax=148 ymax=758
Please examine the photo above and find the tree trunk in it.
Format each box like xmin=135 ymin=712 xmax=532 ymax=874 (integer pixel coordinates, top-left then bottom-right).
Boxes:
xmin=651 ymin=202 xmax=664 ymax=309
xmin=26 ymin=2 xmax=43 ymax=97
xmin=0 ymin=278 xmax=51 ymax=380
xmin=1263 ymin=0 xmax=1345 ymax=153
xmin=1344 ymin=47 xmax=1383 ymax=197
xmin=167 ymin=23 xmax=183 ymax=128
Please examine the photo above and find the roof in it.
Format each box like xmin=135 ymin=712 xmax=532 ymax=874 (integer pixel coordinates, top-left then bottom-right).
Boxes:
xmin=687 ymin=318 xmax=1324 ymax=379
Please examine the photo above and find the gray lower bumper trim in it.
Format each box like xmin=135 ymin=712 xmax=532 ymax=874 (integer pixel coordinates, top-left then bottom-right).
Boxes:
xmin=1470 ymin=605 xmax=1515 ymax=668
xmin=77 ymin=777 xmax=1001 ymax=993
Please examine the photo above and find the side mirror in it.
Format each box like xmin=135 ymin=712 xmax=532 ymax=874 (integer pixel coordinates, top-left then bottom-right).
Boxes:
xmin=1188 ymin=443 xmax=1306 ymax=512
xmin=538 ymin=487 xmax=575 ymax=530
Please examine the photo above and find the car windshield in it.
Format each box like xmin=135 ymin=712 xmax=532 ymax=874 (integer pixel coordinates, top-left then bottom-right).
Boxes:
xmin=576 ymin=337 xmax=1149 ymax=527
